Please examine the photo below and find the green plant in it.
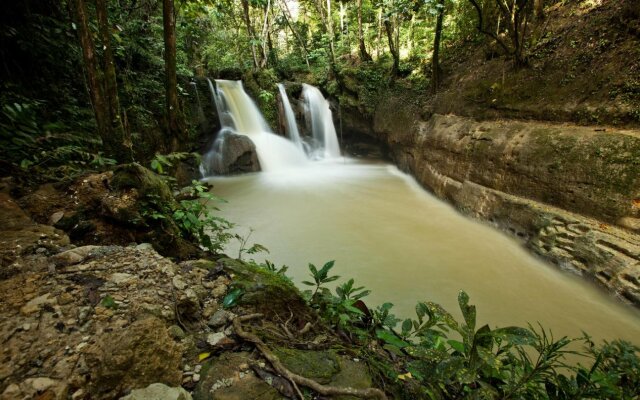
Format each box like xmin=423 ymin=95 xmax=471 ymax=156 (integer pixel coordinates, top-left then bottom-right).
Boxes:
xmin=149 ymin=152 xmax=195 ymax=175
xmin=171 ymin=180 xmax=234 ymax=253
xmin=234 ymin=228 xmax=269 ymax=260
xmin=302 ymin=260 xmax=340 ymax=302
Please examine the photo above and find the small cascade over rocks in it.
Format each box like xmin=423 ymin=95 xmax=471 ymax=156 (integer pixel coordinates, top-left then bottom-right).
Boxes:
xmin=200 ymin=80 xmax=341 ymax=176
xmin=302 ymin=84 xmax=341 ymax=159
xmin=277 ymin=83 xmax=305 ymax=152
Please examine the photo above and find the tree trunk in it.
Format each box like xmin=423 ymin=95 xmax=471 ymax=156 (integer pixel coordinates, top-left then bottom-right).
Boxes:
xmin=74 ymin=0 xmax=112 ymax=158
xmin=357 ymin=0 xmax=372 ymax=61
xmin=326 ymin=0 xmax=336 ymax=67
xmin=241 ymin=0 xmax=260 ymax=69
xmin=384 ymin=18 xmax=399 ymax=75
xmin=534 ymin=0 xmax=544 ymax=20
xmin=431 ymin=0 xmax=445 ymax=94
xmin=95 ymin=0 xmax=133 ymax=161
xmin=163 ymin=0 xmax=186 ymax=151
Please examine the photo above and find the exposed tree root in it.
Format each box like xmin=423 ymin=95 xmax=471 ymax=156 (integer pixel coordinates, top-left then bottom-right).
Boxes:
xmin=233 ymin=313 xmax=388 ymax=400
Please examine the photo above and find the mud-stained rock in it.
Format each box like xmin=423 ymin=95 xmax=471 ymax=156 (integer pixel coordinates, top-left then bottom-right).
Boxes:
xmin=85 ymin=317 xmax=183 ymax=398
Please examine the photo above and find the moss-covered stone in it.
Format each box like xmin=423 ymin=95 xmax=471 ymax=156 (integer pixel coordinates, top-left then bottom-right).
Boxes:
xmin=274 ymin=348 xmax=340 ymax=384
xmin=221 ymin=258 xmax=314 ymax=320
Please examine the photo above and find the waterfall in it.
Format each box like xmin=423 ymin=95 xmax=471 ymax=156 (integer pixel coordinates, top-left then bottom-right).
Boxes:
xmin=202 ymin=80 xmax=307 ymax=175
xmin=277 ymin=83 xmax=304 ymax=152
xmin=302 ymin=84 xmax=341 ymax=159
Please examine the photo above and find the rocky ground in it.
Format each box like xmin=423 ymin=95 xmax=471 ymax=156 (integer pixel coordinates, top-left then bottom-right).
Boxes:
xmin=0 ymin=173 xmax=385 ymax=400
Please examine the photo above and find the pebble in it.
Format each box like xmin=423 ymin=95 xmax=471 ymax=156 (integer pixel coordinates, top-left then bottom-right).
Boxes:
xmin=31 ymin=377 xmax=56 ymax=392
xmin=206 ymin=332 xmax=226 ymax=346
xmin=172 ymin=276 xmax=187 ymax=290
xmin=192 ymin=373 xmax=200 ymax=383
xmin=194 ymin=365 xmax=202 ymax=373
xmin=22 ymin=323 xmax=31 ymax=331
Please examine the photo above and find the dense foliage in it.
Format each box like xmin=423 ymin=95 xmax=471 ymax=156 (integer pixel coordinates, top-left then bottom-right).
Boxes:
xmin=0 ymin=0 xmax=571 ymax=172
xmin=300 ymin=261 xmax=640 ymax=399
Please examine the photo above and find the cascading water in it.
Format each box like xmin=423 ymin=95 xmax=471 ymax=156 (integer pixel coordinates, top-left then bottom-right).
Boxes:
xmin=201 ymin=80 xmax=307 ymax=175
xmin=302 ymin=84 xmax=341 ymax=159
xmin=277 ymin=83 xmax=305 ymax=152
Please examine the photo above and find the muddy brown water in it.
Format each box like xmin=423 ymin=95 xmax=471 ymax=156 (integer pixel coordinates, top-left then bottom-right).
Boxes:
xmin=206 ymin=159 xmax=640 ymax=346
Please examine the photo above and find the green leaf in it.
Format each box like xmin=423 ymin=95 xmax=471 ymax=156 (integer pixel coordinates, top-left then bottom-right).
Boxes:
xmin=222 ymin=288 xmax=243 ymax=309
xmin=376 ymin=329 xmax=410 ymax=348
xmin=448 ymin=339 xmax=465 ymax=353
xmin=458 ymin=290 xmax=476 ymax=333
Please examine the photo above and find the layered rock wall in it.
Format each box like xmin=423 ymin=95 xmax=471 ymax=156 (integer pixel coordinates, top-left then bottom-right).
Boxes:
xmin=351 ymin=98 xmax=640 ymax=306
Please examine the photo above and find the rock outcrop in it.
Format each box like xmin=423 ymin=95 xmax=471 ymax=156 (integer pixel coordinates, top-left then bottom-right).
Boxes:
xmin=346 ymin=96 xmax=640 ymax=307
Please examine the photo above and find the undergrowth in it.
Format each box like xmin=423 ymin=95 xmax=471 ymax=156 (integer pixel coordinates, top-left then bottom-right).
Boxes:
xmin=296 ymin=261 xmax=640 ymax=399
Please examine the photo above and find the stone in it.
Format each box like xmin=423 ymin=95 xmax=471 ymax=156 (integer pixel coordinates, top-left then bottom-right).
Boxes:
xmin=31 ymin=377 xmax=57 ymax=392
xmin=58 ymin=292 xmax=74 ymax=305
xmin=49 ymin=211 xmax=65 ymax=225
xmin=211 ymin=284 xmax=227 ymax=298
xmin=110 ymin=272 xmax=135 ymax=285
xmin=206 ymin=332 xmax=226 ymax=347
xmin=20 ymin=294 xmax=55 ymax=315
xmin=85 ymin=317 xmax=183 ymax=398
xmin=135 ymin=243 xmax=154 ymax=251
xmin=207 ymin=310 xmax=232 ymax=329
xmin=168 ymin=325 xmax=186 ymax=340
xmin=119 ymin=383 xmax=192 ymax=400
xmin=172 ymin=276 xmax=188 ymax=291
xmin=50 ymin=246 xmax=100 ymax=267
xmin=1 ymin=384 xmax=21 ymax=398
xmin=203 ymin=132 xmax=261 ymax=175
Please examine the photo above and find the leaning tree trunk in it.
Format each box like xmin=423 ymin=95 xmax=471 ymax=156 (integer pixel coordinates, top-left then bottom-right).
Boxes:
xmin=163 ymin=0 xmax=187 ymax=151
xmin=384 ymin=17 xmax=399 ymax=75
xmin=95 ymin=0 xmax=133 ymax=161
xmin=357 ymin=0 xmax=372 ymax=61
xmin=431 ymin=0 xmax=445 ymax=93
xmin=74 ymin=0 xmax=112 ymax=159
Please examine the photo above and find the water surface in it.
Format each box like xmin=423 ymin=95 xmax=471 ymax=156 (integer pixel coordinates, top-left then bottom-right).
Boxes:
xmin=206 ymin=159 xmax=640 ymax=345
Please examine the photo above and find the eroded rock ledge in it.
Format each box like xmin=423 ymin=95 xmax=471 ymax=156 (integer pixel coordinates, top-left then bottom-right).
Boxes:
xmin=354 ymin=105 xmax=640 ymax=307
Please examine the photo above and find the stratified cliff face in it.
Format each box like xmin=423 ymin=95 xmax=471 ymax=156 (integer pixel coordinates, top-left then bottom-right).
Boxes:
xmin=342 ymin=96 xmax=640 ymax=307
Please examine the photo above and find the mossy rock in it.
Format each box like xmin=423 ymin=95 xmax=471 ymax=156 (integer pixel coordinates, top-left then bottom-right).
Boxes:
xmin=274 ymin=348 xmax=339 ymax=384
xmin=194 ymin=352 xmax=284 ymax=400
xmin=274 ymin=348 xmax=374 ymax=399
xmin=111 ymin=163 xmax=174 ymax=203
xmin=221 ymin=258 xmax=314 ymax=321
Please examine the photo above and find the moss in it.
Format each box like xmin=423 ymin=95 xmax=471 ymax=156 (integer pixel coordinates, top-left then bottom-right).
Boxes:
xmin=274 ymin=348 xmax=340 ymax=384
xmin=221 ymin=258 xmax=314 ymax=320
xmin=111 ymin=163 xmax=173 ymax=202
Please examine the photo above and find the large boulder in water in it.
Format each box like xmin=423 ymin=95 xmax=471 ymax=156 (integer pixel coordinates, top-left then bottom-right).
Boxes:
xmin=205 ymin=133 xmax=261 ymax=175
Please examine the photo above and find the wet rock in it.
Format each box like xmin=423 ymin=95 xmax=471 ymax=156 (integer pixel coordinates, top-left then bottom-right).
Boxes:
xmin=204 ymin=133 xmax=261 ymax=175
xmin=119 ymin=383 xmax=192 ymax=400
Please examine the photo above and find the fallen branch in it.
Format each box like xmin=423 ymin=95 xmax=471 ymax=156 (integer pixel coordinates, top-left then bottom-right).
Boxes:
xmin=233 ymin=314 xmax=388 ymax=400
